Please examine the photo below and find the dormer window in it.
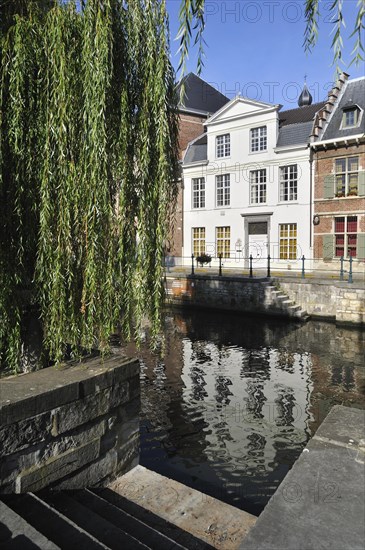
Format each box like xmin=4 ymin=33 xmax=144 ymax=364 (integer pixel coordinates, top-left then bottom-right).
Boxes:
xmin=341 ymin=106 xmax=361 ymax=129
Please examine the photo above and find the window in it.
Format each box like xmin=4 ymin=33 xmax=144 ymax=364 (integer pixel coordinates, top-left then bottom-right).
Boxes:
xmin=279 ymin=224 xmax=297 ymax=260
xmin=342 ymin=107 xmax=361 ymax=128
xmin=335 ymin=157 xmax=359 ymax=196
xmin=216 ymin=174 xmax=230 ymax=207
xmin=192 ymin=227 xmax=206 ymax=257
xmin=192 ymin=177 xmax=205 ymax=209
xmin=216 ymin=134 xmax=230 ymax=157
xmin=250 ymin=169 xmax=267 ymax=204
xmin=250 ymin=126 xmax=267 ymax=152
xmin=216 ymin=226 xmax=230 ymax=258
xmin=335 ymin=216 xmax=357 ymax=258
xmin=280 ymin=165 xmax=298 ymax=201
xmin=248 ymin=222 xmax=268 ymax=235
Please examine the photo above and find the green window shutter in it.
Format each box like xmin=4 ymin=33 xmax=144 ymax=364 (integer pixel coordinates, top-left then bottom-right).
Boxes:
xmin=357 ymin=234 xmax=365 ymax=260
xmin=358 ymin=171 xmax=365 ymax=197
xmin=323 ymin=175 xmax=335 ymax=199
xmin=323 ymin=234 xmax=334 ymax=260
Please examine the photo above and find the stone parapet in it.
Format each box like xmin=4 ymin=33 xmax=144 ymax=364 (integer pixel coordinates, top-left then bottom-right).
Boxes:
xmin=0 ymin=355 xmax=140 ymax=493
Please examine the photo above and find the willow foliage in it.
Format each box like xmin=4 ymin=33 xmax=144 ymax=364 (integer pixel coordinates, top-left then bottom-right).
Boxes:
xmin=0 ymin=0 xmax=179 ymax=372
xmin=177 ymin=0 xmax=365 ymax=82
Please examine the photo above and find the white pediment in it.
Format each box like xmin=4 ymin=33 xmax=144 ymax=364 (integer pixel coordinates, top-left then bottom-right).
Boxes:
xmin=206 ymin=97 xmax=280 ymax=125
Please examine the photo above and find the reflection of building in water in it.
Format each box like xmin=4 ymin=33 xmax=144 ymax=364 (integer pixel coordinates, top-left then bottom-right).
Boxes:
xmin=121 ymin=310 xmax=364 ymax=510
xmin=277 ymin=321 xmax=365 ymax=435
xmin=180 ymin=339 xmax=313 ymax=498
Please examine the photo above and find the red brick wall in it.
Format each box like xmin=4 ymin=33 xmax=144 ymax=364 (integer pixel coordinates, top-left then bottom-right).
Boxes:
xmin=178 ymin=113 xmax=206 ymax=160
xmin=170 ymin=112 xmax=206 ymax=256
xmin=313 ymin=143 xmax=365 ymax=260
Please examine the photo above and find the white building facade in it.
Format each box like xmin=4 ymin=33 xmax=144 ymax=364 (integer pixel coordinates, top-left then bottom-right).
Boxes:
xmin=182 ymin=94 xmax=324 ymax=269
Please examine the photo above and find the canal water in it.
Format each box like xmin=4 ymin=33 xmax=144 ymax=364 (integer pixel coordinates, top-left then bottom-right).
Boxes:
xmin=122 ymin=309 xmax=365 ymax=516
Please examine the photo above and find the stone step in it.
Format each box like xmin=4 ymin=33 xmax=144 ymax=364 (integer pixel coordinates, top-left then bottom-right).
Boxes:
xmin=94 ymin=487 xmax=214 ymax=550
xmin=38 ymin=490 xmax=149 ymax=549
xmin=0 ymin=500 xmax=60 ymax=550
xmin=273 ymin=293 xmax=288 ymax=300
xmin=287 ymin=305 xmax=301 ymax=313
xmin=108 ymin=465 xmax=257 ymax=550
xmin=1 ymin=493 xmax=109 ymax=550
xmin=280 ymin=300 xmax=294 ymax=307
xmin=71 ymin=488 xmax=186 ymax=550
xmin=298 ymin=311 xmax=310 ymax=321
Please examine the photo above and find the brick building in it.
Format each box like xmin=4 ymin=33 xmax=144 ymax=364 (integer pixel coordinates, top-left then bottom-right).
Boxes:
xmin=170 ymin=74 xmax=228 ymax=256
xmin=310 ymin=73 xmax=365 ymax=269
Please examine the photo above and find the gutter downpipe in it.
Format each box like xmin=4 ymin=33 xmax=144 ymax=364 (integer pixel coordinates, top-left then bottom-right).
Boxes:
xmin=310 ymin=152 xmax=313 ymax=249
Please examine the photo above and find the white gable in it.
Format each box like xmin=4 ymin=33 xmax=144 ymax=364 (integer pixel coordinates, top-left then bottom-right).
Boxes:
xmin=206 ymin=97 xmax=279 ymax=125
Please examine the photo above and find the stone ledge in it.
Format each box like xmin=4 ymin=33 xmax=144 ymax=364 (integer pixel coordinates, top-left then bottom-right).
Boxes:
xmin=238 ymin=406 xmax=365 ymax=550
xmin=0 ymin=355 xmax=139 ymax=426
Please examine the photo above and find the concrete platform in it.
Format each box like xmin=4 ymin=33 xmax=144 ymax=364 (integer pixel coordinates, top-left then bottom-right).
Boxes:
xmin=109 ymin=465 xmax=257 ymax=549
xmin=239 ymin=405 xmax=365 ymax=550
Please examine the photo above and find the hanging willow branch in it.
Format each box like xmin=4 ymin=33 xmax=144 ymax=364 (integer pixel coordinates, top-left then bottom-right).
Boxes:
xmin=177 ymin=0 xmax=365 ymax=81
xmin=0 ymin=0 xmax=179 ymax=372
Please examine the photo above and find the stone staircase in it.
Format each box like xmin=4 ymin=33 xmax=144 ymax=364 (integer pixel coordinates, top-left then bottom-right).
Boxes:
xmin=265 ymin=284 xmax=310 ymax=321
xmin=0 ymin=466 xmax=256 ymax=549
xmin=0 ymin=489 xmax=214 ymax=549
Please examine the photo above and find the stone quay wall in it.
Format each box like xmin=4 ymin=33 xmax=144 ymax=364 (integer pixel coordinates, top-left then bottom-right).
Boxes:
xmin=275 ymin=279 xmax=365 ymax=325
xmin=0 ymin=355 xmax=140 ymax=493
xmin=165 ymin=275 xmax=365 ymax=326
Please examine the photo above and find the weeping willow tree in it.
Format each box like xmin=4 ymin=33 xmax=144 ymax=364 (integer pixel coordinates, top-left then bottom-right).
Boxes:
xmin=0 ymin=0 xmax=179 ymax=372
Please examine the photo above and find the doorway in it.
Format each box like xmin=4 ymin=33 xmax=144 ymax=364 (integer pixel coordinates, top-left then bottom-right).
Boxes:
xmin=248 ymin=221 xmax=268 ymax=267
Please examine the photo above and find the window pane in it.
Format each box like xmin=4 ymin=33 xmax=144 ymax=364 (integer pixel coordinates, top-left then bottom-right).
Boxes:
xmin=335 ymin=217 xmax=345 ymax=232
xmin=335 ymin=159 xmax=346 ymax=172
xmin=347 ymin=216 xmax=357 ymax=233
xmin=248 ymin=222 xmax=268 ymax=235
xmin=348 ymin=173 xmax=358 ymax=194
xmin=348 ymin=157 xmax=359 ymax=171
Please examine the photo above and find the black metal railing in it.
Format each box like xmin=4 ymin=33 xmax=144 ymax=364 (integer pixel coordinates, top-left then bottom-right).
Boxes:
xmin=164 ymin=254 xmax=360 ymax=283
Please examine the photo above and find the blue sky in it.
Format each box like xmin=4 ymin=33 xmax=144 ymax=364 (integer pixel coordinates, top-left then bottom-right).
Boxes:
xmin=167 ymin=0 xmax=364 ymax=109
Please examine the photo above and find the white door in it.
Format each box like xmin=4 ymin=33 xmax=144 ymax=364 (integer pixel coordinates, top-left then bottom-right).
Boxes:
xmin=247 ymin=222 xmax=268 ymax=268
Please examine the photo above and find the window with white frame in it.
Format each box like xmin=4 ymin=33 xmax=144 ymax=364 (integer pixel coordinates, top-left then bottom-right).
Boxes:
xmin=192 ymin=177 xmax=205 ymax=208
xmin=280 ymin=165 xmax=298 ymax=201
xmin=341 ymin=107 xmax=361 ymax=128
xmin=335 ymin=157 xmax=359 ymax=196
xmin=216 ymin=174 xmax=230 ymax=207
xmin=279 ymin=223 xmax=297 ymax=260
xmin=216 ymin=134 xmax=230 ymax=157
xmin=216 ymin=226 xmax=230 ymax=258
xmin=335 ymin=216 xmax=357 ymax=258
xmin=250 ymin=169 xmax=267 ymax=204
xmin=192 ymin=227 xmax=206 ymax=257
xmin=250 ymin=126 xmax=267 ymax=152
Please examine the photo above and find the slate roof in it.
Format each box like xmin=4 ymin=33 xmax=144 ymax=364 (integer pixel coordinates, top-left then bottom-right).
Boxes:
xmin=183 ymin=134 xmax=207 ymax=164
xmin=279 ymin=102 xmax=326 ymax=126
xmin=276 ymin=121 xmax=314 ymax=147
xmin=321 ymin=78 xmax=365 ymax=140
xmin=276 ymin=101 xmax=326 ymax=147
xmin=178 ymin=73 xmax=229 ymax=115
